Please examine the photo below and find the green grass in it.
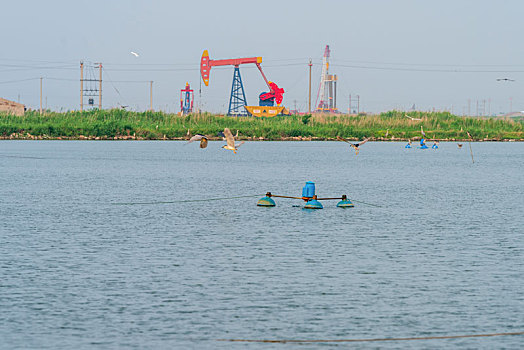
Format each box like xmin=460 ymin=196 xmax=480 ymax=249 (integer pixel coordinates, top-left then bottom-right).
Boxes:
xmin=0 ymin=109 xmax=522 ymax=140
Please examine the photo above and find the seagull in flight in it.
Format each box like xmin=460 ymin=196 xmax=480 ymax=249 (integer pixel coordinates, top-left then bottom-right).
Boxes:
xmin=405 ymin=114 xmax=422 ymax=121
xmin=186 ymin=134 xmax=209 ymax=148
xmin=337 ymin=136 xmax=370 ymax=155
xmin=496 ymin=78 xmax=514 ymax=82
xmin=130 ymin=51 xmax=139 ymax=57
xmin=222 ymin=128 xmax=244 ymax=153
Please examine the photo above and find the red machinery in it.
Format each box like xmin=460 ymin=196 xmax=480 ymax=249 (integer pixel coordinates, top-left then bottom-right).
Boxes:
xmin=200 ymin=50 xmax=284 ymax=115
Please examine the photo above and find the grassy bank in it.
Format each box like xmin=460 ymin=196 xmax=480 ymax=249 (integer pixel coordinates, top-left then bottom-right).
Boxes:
xmin=1 ymin=109 xmax=522 ymax=141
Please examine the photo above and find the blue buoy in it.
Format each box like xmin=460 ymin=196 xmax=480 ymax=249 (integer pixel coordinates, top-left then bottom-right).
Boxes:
xmin=302 ymin=181 xmax=316 ymax=199
xmin=337 ymin=195 xmax=354 ymax=208
xmin=304 ymin=198 xmax=323 ymax=209
xmin=257 ymin=192 xmax=276 ymax=207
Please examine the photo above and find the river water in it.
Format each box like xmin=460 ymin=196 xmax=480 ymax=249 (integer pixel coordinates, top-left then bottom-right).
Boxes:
xmin=1 ymin=141 xmax=523 ymax=349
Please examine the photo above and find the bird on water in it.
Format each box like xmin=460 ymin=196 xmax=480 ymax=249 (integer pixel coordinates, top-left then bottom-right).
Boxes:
xmin=337 ymin=136 xmax=370 ymax=155
xmin=222 ymin=128 xmax=244 ymax=154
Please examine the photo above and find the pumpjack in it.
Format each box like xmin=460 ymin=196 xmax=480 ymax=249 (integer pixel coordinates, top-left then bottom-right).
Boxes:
xmin=200 ymin=50 xmax=286 ymax=117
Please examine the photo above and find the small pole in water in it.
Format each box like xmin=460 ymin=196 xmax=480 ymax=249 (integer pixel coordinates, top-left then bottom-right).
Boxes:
xmin=467 ymin=131 xmax=475 ymax=164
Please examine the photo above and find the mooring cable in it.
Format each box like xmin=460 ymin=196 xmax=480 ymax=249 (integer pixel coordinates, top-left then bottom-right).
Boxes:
xmin=350 ymin=199 xmax=382 ymax=207
xmin=111 ymin=194 xmax=262 ymax=206
xmin=111 ymin=194 xmax=382 ymax=207
xmin=217 ymin=331 xmax=524 ymax=343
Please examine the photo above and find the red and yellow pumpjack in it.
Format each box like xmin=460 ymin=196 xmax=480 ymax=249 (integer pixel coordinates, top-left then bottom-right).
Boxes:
xmin=200 ymin=50 xmax=288 ymax=117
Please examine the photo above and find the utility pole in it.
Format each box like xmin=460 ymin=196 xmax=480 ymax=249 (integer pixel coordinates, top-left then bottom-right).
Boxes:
xmin=308 ymin=59 xmax=312 ymax=114
xmin=199 ymin=78 xmax=202 ymax=115
xmin=39 ymin=77 xmax=43 ymax=115
xmin=80 ymin=61 xmax=84 ymax=112
xmin=98 ymin=63 xmax=102 ymax=109
xmin=150 ymin=81 xmax=153 ymax=111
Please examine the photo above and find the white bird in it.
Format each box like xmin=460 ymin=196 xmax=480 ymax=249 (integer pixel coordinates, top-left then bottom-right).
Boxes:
xmin=130 ymin=51 xmax=139 ymax=57
xmin=405 ymin=114 xmax=422 ymax=121
xmin=222 ymin=128 xmax=244 ymax=153
xmin=337 ymin=136 xmax=369 ymax=155
xmin=186 ymin=134 xmax=209 ymax=148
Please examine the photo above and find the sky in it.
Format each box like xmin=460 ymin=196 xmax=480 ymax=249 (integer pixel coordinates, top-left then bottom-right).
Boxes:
xmin=1 ymin=0 xmax=523 ymax=114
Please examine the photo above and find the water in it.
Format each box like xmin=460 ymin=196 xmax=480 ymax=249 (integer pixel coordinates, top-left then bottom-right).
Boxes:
xmin=1 ymin=141 xmax=523 ymax=349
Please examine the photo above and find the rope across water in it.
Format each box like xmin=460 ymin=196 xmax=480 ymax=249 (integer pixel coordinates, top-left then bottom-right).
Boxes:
xmin=110 ymin=194 xmax=382 ymax=207
xmin=218 ymin=331 xmax=524 ymax=343
xmin=111 ymin=194 xmax=262 ymax=205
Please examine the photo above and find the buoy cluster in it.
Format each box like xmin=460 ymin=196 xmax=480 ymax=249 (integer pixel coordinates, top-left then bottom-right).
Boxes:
xmin=257 ymin=181 xmax=354 ymax=209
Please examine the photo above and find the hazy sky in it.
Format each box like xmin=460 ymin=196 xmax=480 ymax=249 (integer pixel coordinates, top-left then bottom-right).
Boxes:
xmin=1 ymin=0 xmax=523 ymax=114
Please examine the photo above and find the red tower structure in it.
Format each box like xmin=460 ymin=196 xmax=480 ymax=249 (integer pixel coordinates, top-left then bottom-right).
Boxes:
xmin=180 ymin=83 xmax=194 ymax=115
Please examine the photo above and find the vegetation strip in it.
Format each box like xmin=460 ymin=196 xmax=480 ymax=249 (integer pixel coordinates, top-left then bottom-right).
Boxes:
xmin=1 ymin=110 xmax=522 ymax=141
xmin=217 ymin=331 xmax=524 ymax=343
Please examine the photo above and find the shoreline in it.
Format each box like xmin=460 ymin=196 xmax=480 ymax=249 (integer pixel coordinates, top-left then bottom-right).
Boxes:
xmin=1 ymin=133 xmax=521 ymax=142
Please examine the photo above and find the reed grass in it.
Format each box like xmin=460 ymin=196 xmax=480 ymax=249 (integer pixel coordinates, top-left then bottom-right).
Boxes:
xmin=0 ymin=109 xmax=522 ymax=140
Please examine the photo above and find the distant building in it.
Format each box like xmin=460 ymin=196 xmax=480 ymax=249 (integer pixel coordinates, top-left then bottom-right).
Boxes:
xmin=503 ymin=111 xmax=524 ymax=118
xmin=0 ymin=98 xmax=25 ymax=116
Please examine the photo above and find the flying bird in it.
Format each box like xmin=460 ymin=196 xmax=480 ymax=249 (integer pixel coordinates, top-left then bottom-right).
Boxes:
xmin=130 ymin=51 xmax=139 ymax=57
xmin=222 ymin=128 xmax=244 ymax=153
xmin=405 ymin=114 xmax=422 ymax=121
xmin=337 ymin=136 xmax=369 ymax=155
xmin=496 ymin=78 xmax=514 ymax=82
xmin=457 ymin=143 xmax=463 ymax=148
xmin=186 ymin=134 xmax=209 ymax=148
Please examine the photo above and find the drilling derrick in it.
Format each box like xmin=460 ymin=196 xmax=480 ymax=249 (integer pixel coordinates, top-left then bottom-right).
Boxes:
xmin=315 ymin=45 xmax=338 ymax=113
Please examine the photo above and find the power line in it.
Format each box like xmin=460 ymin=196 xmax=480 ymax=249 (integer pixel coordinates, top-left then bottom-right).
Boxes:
xmin=331 ymin=63 xmax=524 ymax=73
xmin=331 ymin=58 xmax=524 ymax=68
xmin=0 ymin=77 xmax=40 ymax=84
